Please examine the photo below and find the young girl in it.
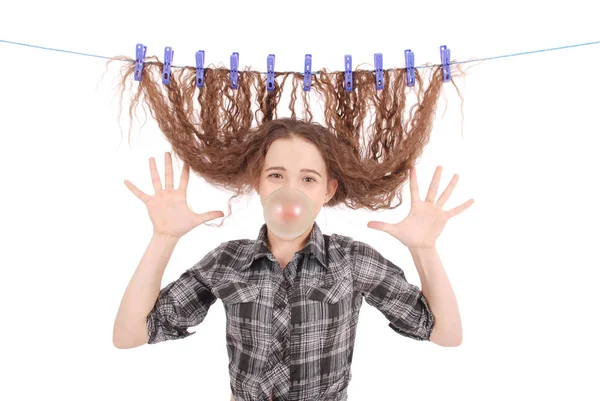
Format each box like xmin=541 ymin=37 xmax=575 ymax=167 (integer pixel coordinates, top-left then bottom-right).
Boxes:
xmin=113 ymin=118 xmax=473 ymax=401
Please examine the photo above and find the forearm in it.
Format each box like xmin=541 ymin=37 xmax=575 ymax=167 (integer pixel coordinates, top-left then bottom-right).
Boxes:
xmin=113 ymin=233 xmax=180 ymax=348
xmin=409 ymin=247 xmax=462 ymax=346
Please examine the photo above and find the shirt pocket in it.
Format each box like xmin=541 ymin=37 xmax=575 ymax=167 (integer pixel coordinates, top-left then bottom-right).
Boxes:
xmin=306 ymin=277 xmax=353 ymax=304
xmin=303 ymin=277 xmax=353 ymax=330
xmin=212 ymin=281 xmax=261 ymax=304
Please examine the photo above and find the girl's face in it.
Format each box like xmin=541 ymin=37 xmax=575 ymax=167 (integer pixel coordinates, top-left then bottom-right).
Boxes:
xmin=256 ymin=136 xmax=338 ymax=221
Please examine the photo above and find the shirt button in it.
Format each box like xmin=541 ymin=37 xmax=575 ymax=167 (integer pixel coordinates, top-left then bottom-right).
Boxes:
xmin=276 ymin=296 xmax=287 ymax=309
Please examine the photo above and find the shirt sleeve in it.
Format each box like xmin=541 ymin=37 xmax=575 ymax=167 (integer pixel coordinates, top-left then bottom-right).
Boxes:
xmin=351 ymin=240 xmax=434 ymax=341
xmin=146 ymin=244 xmax=222 ymax=344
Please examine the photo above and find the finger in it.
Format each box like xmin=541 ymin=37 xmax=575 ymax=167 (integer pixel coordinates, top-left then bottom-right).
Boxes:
xmin=367 ymin=221 xmax=393 ymax=233
xmin=425 ymin=166 xmax=442 ymax=203
xmin=409 ymin=167 xmax=421 ymax=203
xmin=195 ymin=210 xmax=225 ymax=225
xmin=149 ymin=157 xmax=163 ymax=194
xmin=164 ymin=152 xmax=174 ymax=189
xmin=124 ymin=180 xmax=151 ymax=203
xmin=437 ymin=174 xmax=459 ymax=207
xmin=447 ymin=199 xmax=475 ymax=218
xmin=179 ymin=162 xmax=190 ymax=192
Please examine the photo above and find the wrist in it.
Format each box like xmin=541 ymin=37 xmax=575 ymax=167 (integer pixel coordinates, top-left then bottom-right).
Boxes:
xmin=409 ymin=246 xmax=438 ymax=253
xmin=152 ymin=231 xmax=181 ymax=243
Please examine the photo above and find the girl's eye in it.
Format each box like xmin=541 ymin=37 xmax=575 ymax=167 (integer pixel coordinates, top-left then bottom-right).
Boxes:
xmin=268 ymin=173 xmax=315 ymax=182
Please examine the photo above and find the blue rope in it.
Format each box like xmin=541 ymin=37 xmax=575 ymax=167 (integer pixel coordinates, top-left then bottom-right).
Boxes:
xmin=1 ymin=38 xmax=599 ymax=73
xmin=0 ymin=39 xmax=114 ymax=60
xmin=445 ymin=40 xmax=600 ymax=67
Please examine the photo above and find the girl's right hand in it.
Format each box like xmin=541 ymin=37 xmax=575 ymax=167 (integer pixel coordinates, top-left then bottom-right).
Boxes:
xmin=124 ymin=152 xmax=224 ymax=239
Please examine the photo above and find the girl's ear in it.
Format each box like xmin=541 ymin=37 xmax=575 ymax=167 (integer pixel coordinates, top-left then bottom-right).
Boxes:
xmin=252 ymin=176 xmax=261 ymax=193
xmin=326 ymin=179 xmax=338 ymax=202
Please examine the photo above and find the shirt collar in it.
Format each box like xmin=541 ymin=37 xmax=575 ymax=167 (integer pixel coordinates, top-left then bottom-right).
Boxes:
xmin=241 ymin=221 xmax=328 ymax=271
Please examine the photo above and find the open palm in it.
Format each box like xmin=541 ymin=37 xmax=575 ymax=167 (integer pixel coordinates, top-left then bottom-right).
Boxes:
xmin=124 ymin=152 xmax=224 ymax=238
xmin=367 ymin=166 xmax=474 ymax=249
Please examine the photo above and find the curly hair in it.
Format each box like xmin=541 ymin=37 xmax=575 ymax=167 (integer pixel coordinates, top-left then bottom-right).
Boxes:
xmin=107 ymin=53 xmax=463 ymax=226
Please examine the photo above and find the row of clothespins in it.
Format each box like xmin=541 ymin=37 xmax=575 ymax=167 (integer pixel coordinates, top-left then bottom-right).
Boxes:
xmin=133 ymin=43 xmax=452 ymax=91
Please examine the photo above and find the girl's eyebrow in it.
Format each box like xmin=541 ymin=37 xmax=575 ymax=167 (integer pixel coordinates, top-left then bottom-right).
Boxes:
xmin=265 ymin=166 xmax=322 ymax=178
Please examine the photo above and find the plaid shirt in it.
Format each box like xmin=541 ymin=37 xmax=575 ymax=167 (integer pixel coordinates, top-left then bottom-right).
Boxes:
xmin=147 ymin=222 xmax=434 ymax=401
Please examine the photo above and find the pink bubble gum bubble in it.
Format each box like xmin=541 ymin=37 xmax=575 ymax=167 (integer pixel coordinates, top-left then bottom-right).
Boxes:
xmin=263 ymin=188 xmax=314 ymax=240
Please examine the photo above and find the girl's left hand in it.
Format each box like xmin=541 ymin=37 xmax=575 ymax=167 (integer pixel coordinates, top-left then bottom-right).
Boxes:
xmin=367 ymin=166 xmax=474 ymax=249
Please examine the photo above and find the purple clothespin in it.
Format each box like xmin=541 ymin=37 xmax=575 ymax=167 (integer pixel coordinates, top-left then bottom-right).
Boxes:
xmin=162 ymin=47 xmax=174 ymax=85
xmin=405 ymin=49 xmax=415 ymax=87
xmin=440 ymin=45 xmax=451 ymax=82
xmin=344 ymin=55 xmax=352 ymax=92
xmin=196 ymin=50 xmax=205 ymax=88
xmin=230 ymin=52 xmax=239 ymax=89
xmin=134 ymin=43 xmax=147 ymax=82
xmin=374 ymin=53 xmax=384 ymax=90
xmin=303 ymin=54 xmax=312 ymax=91
xmin=267 ymin=54 xmax=275 ymax=92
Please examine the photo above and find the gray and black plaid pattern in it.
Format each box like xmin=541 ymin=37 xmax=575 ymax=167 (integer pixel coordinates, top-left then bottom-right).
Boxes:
xmin=147 ymin=222 xmax=434 ymax=401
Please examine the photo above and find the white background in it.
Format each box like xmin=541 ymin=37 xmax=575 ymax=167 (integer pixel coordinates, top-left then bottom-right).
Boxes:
xmin=1 ymin=0 xmax=599 ymax=400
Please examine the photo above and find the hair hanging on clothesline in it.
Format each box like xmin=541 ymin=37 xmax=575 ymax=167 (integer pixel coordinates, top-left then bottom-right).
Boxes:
xmin=107 ymin=54 xmax=464 ymax=225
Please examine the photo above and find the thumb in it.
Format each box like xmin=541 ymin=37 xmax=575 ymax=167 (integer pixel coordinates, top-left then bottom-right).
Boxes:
xmin=195 ymin=210 xmax=225 ymax=225
xmin=367 ymin=221 xmax=393 ymax=233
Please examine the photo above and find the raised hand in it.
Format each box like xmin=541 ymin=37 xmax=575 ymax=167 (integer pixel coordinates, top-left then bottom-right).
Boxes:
xmin=124 ymin=152 xmax=224 ymax=239
xmin=367 ymin=166 xmax=474 ymax=249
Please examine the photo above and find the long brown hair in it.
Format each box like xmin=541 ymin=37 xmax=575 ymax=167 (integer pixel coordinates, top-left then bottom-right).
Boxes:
xmin=107 ymin=54 xmax=463 ymax=226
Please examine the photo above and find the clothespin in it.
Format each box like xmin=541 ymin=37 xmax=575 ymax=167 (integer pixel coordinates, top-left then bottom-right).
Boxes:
xmin=440 ymin=45 xmax=451 ymax=82
xmin=344 ymin=55 xmax=352 ymax=92
xmin=196 ymin=50 xmax=205 ymax=88
xmin=162 ymin=47 xmax=174 ymax=85
xmin=134 ymin=43 xmax=147 ymax=82
xmin=303 ymin=54 xmax=312 ymax=91
xmin=230 ymin=52 xmax=239 ymax=89
xmin=374 ymin=53 xmax=384 ymax=90
xmin=405 ymin=49 xmax=415 ymax=87
xmin=267 ymin=54 xmax=275 ymax=92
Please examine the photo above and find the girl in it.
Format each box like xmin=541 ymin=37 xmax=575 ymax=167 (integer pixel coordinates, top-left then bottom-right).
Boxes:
xmin=113 ymin=118 xmax=473 ymax=401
